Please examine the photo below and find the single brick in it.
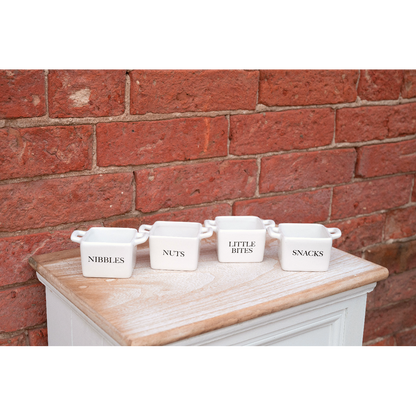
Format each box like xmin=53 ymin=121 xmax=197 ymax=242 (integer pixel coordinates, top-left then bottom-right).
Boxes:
xmin=388 ymin=103 xmax=416 ymax=138
xmin=230 ymin=108 xmax=334 ymax=156
xmin=364 ymin=240 xmax=416 ymax=275
xmin=97 ymin=116 xmax=228 ymax=167
xmin=363 ymin=299 xmax=416 ymax=342
xmin=356 ymin=138 xmax=416 ymax=178
xmin=0 ymin=125 xmax=93 ymax=180
xmin=336 ymin=103 xmax=416 ymax=143
xmin=368 ymin=269 xmax=416 ymax=310
xmin=48 ymin=70 xmax=125 ymax=118
xmin=0 ymin=173 xmax=133 ymax=232
xmin=0 ymin=283 xmax=46 ymax=332
xmin=328 ymin=213 xmax=385 ymax=252
xmin=130 ymin=70 xmax=258 ymax=114
xmin=336 ymin=105 xmax=390 ymax=143
xmin=402 ymin=70 xmax=416 ymax=99
xmin=135 ymin=160 xmax=257 ymax=213
xmin=233 ymin=189 xmax=331 ymax=223
xmin=0 ymin=333 xmax=27 ymax=346
xmin=395 ymin=327 xmax=416 ymax=346
xmin=384 ymin=206 xmax=416 ymax=240
xmin=0 ymin=230 xmax=79 ymax=287
xmin=104 ymin=204 xmax=231 ymax=228
xmin=331 ymin=175 xmax=413 ymax=219
xmin=357 ymin=70 xmax=403 ymax=101
xmin=0 ymin=70 xmax=46 ymax=119
xmin=413 ymin=175 xmax=416 ymax=202
xmin=258 ymin=70 xmax=358 ymax=106
xmin=364 ymin=336 xmax=395 ymax=346
xmin=260 ymin=149 xmax=356 ymax=194
xmin=28 ymin=327 xmax=48 ymax=346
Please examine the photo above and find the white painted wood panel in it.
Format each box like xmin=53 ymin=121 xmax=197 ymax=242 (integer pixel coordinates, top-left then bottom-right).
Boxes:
xmin=45 ymin=287 xmax=72 ymax=346
xmin=40 ymin=274 xmax=118 ymax=346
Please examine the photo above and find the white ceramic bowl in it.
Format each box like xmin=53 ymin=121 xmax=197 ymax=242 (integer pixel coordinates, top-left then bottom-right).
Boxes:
xmin=267 ymin=223 xmax=342 ymax=272
xmin=70 ymin=227 xmax=149 ymax=278
xmin=204 ymin=216 xmax=275 ymax=263
xmin=139 ymin=221 xmax=213 ymax=271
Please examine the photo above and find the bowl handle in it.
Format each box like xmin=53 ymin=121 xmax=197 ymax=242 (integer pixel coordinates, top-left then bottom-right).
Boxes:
xmin=134 ymin=231 xmax=149 ymax=246
xmin=204 ymin=219 xmax=217 ymax=232
xmin=327 ymin=227 xmax=342 ymax=240
xmin=267 ymin=226 xmax=281 ymax=239
xmin=262 ymin=219 xmax=276 ymax=228
xmin=139 ymin=224 xmax=152 ymax=233
xmin=200 ymin=226 xmax=214 ymax=240
xmin=71 ymin=230 xmax=86 ymax=244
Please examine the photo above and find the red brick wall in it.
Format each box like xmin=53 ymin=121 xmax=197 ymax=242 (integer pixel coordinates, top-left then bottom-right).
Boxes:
xmin=1 ymin=69 xmax=415 ymax=346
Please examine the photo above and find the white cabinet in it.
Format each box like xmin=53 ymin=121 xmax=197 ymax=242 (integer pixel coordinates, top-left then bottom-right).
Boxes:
xmin=30 ymin=238 xmax=388 ymax=346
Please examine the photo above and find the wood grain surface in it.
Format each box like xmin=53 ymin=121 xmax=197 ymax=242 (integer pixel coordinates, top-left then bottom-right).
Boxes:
xmin=29 ymin=236 xmax=389 ymax=346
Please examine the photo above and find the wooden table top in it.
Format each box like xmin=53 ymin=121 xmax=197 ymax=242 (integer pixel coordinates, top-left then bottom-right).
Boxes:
xmin=29 ymin=236 xmax=388 ymax=346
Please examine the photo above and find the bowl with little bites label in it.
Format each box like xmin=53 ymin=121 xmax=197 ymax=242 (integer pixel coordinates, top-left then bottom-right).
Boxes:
xmin=204 ymin=216 xmax=275 ymax=263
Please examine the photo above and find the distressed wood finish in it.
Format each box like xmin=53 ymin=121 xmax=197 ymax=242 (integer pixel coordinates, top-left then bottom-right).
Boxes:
xmin=29 ymin=237 xmax=388 ymax=346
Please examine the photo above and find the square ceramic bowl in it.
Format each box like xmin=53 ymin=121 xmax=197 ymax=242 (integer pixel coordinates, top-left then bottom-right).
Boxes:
xmin=204 ymin=216 xmax=275 ymax=263
xmin=70 ymin=227 xmax=149 ymax=278
xmin=267 ymin=223 xmax=342 ymax=272
xmin=139 ymin=221 xmax=213 ymax=271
